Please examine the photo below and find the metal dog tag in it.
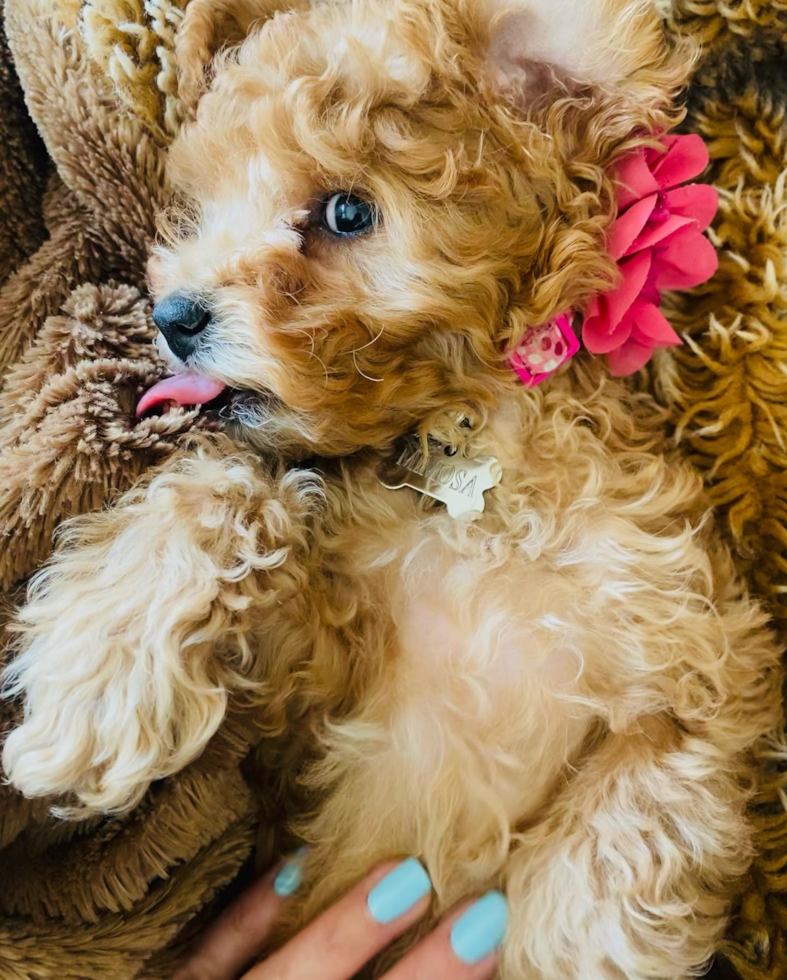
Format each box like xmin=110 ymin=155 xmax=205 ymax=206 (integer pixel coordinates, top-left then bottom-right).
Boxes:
xmin=378 ymin=437 xmax=502 ymax=520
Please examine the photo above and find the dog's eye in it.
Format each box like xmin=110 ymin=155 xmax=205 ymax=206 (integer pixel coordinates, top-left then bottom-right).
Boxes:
xmin=322 ymin=193 xmax=376 ymax=237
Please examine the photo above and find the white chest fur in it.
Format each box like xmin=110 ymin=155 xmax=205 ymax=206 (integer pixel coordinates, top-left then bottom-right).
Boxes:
xmin=307 ymin=389 xmax=675 ymax=899
xmin=389 ymin=541 xmax=594 ymax=795
xmin=312 ymin=513 xmax=599 ymax=900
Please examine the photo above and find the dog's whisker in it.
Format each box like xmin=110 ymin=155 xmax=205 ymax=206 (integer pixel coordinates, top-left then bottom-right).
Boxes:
xmin=352 ymin=351 xmax=384 ymax=383
xmin=349 ymin=324 xmax=385 ymax=356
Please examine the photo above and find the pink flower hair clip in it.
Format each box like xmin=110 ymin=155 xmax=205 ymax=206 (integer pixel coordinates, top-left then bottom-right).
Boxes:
xmin=511 ymin=133 xmax=719 ymax=386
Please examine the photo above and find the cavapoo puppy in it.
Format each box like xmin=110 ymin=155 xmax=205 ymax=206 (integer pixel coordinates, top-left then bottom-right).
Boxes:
xmin=2 ymin=0 xmax=783 ymax=977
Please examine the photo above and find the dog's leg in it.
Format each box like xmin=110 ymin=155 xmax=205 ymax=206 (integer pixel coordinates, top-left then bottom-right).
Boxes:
xmin=2 ymin=435 xmax=320 ymax=812
xmin=501 ymin=721 xmax=755 ymax=980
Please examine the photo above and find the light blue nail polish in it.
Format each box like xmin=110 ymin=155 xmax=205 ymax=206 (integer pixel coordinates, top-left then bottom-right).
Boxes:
xmin=273 ymin=848 xmax=308 ymax=897
xmin=450 ymin=891 xmax=509 ymax=965
xmin=367 ymin=858 xmax=432 ymax=924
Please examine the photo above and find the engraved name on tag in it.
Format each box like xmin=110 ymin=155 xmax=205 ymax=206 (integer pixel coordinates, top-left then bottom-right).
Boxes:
xmin=378 ymin=438 xmax=502 ymax=520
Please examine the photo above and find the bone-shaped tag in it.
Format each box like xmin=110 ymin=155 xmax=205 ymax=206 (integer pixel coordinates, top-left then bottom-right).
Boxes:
xmin=378 ymin=437 xmax=502 ymax=520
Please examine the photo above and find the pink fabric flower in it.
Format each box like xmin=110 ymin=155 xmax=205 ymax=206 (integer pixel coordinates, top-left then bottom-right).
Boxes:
xmin=582 ymin=134 xmax=719 ymax=376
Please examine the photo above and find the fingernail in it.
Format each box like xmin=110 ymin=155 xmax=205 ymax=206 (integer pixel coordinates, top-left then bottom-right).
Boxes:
xmin=273 ymin=846 xmax=309 ymax=897
xmin=367 ymin=858 xmax=432 ymax=924
xmin=450 ymin=890 xmax=509 ymax=965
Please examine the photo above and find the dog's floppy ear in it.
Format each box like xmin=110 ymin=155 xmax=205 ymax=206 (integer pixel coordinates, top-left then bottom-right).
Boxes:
xmin=176 ymin=0 xmax=309 ymax=113
xmin=478 ymin=0 xmax=671 ymax=105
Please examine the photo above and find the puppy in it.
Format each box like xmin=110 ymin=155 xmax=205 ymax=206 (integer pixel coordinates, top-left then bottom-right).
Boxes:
xmin=3 ymin=1 xmax=783 ymax=977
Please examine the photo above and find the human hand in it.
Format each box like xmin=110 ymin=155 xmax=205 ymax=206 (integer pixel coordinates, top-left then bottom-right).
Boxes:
xmin=174 ymin=853 xmax=508 ymax=980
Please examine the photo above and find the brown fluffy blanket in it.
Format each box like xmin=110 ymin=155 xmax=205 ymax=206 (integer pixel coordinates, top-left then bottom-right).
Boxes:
xmin=0 ymin=0 xmax=786 ymax=978
xmin=0 ymin=1 xmax=268 ymax=976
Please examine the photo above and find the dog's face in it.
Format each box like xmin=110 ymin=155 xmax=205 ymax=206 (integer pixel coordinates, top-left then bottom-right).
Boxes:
xmin=148 ymin=0 xmax=686 ymax=455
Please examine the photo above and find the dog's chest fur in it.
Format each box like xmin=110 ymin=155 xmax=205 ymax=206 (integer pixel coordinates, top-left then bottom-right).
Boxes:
xmin=295 ymin=392 xmax=649 ymax=899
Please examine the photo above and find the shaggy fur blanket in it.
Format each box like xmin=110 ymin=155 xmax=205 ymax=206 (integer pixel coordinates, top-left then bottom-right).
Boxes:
xmin=0 ymin=0 xmax=785 ymax=978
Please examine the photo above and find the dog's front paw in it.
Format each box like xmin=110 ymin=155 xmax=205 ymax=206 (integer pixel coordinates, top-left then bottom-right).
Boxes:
xmin=2 ymin=439 xmax=318 ymax=811
xmin=2 ymin=605 xmax=231 ymax=813
xmin=1 ymin=506 xmax=233 ymax=811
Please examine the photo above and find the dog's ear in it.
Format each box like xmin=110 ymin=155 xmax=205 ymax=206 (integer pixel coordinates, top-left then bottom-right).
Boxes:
xmin=176 ymin=0 xmax=309 ymax=113
xmin=476 ymin=0 xmax=673 ymax=106
xmin=457 ymin=0 xmax=690 ymax=354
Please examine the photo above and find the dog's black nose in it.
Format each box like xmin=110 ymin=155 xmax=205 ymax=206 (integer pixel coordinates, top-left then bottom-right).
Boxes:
xmin=152 ymin=292 xmax=212 ymax=361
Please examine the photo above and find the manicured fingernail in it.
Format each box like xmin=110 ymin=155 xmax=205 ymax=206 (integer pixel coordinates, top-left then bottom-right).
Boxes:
xmin=367 ymin=858 xmax=432 ymax=924
xmin=273 ymin=847 xmax=308 ymax=897
xmin=450 ymin=890 xmax=509 ymax=965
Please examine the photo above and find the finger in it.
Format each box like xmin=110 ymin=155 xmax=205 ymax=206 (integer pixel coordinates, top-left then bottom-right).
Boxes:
xmin=175 ymin=850 xmax=308 ymax=980
xmin=245 ymin=858 xmax=433 ymax=980
xmin=380 ymin=891 xmax=508 ymax=980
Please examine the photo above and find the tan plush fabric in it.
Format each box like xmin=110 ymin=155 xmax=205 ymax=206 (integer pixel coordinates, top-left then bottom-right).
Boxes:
xmin=0 ymin=0 xmax=786 ymax=977
xmin=658 ymin=5 xmax=787 ymax=976
xmin=0 ymin=9 xmax=47 ymax=288
xmin=664 ymin=0 xmax=787 ymax=630
xmin=80 ymin=0 xmax=187 ymax=142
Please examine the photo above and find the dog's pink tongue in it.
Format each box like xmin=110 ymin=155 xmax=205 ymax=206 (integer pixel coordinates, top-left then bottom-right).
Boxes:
xmin=136 ymin=373 xmax=227 ymax=418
